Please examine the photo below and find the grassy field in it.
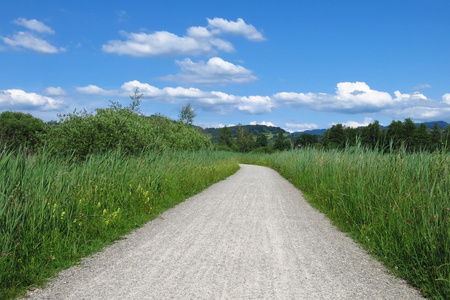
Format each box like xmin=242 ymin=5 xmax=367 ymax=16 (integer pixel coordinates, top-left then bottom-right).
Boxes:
xmin=239 ymin=147 xmax=450 ymax=299
xmin=1 ymin=146 xmax=449 ymax=299
xmin=0 ymin=149 xmax=238 ymax=299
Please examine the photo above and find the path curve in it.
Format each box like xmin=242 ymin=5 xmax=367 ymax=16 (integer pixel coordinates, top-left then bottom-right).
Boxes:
xmin=23 ymin=164 xmax=423 ymax=299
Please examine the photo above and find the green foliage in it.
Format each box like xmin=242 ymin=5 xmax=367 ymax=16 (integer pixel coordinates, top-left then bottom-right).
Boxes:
xmin=218 ymin=126 xmax=234 ymax=148
xmin=236 ymin=124 xmax=255 ymax=152
xmin=178 ymin=103 xmax=196 ymax=125
xmin=0 ymin=149 xmax=238 ymax=299
xmin=322 ymin=124 xmax=346 ymax=148
xmin=0 ymin=111 xmax=46 ymax=152
xmin=294 ymin=133 xmax=319 ymax=148
xmin=255 ymin=133 xmax=269 ymax=148
xmin=44 ymin=104 xmax=210 ymax=158
xmin=239 ymin=148 xmax=450 ymax=299
xmin=272 ymin=131 xmax=291 ymax=151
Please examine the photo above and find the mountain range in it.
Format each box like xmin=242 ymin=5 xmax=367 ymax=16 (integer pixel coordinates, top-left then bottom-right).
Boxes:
xmin=204 ymin=121 xmax=450 ymax=141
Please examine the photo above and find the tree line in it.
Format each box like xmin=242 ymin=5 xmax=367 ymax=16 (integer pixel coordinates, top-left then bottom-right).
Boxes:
xmin=215 ymin=119 xmax=450 ymax=153
xmin=320 ymin=119 xmax=450 ymax=152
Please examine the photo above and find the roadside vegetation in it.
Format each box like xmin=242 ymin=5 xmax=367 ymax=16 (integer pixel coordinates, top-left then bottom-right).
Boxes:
xmin=0 ymin=93 xmax=238 ymax=299
xmin=239 ymin=147 xmax=449 ymax=300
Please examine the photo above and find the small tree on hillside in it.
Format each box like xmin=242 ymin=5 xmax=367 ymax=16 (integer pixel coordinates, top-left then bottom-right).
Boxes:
xmin=273 ymin=131 xmax=290 ymax=151
xmin=179 ymin=103 xmax=196 ymax=125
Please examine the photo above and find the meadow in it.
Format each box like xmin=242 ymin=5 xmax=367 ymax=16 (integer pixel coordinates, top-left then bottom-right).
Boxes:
xmin=239 ymin=147 xmax=450 ymax=299
xmin=0 ymin=149 xmax=238 ymax=299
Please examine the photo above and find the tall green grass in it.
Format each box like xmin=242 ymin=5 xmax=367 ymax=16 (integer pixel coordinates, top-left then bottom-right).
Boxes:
xmin=240 ymin=147 xmax=449 ymax=300
xmin=0 ymin=149 xmax=238 ymax=299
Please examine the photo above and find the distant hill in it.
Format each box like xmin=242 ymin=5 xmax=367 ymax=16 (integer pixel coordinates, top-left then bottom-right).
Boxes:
xmin=204 ymin=124 xmax=286 ymax=142
xmin=295 ymin=121 xmax=449 ymax=136
xmin=292 ymin=128 xmax=327 ymax=136
xmin=203 ymin=121 xmax=449 ymax=142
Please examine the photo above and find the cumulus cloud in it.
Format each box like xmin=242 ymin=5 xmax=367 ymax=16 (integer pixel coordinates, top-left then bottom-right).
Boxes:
xmin=442 ymin=93 xmax=450 ymax=104
xmin=284 ymin=123 xmax=319 ymax=133
xmin=2 ymin=18 xmax=64 ymax=54
xmin=238 ymin=96 xmax=274 ymax=114
xmin=75 ymin=85 xmax=116 ymax=96
xmin=207 ymin=18 xmax=265 ymax=41
xmin=275 ymin=82 xmax=424 ymax=113
xmin=13 ymin=18 xmax=55 ymax=34
xmin=76 ymin=80 xmax=275 ymax=115
xmin=274 ymin=82 xmax=450 ymax=121
xmin=0 ymin=89 xmax=65 ymax=111
xmin=160 ymin=57 xmax=257 ymax=85
xmin=339 ymin=117 xmax=374 ymax=128
xmin=102 ymin=17 xmax=264 ymax=57
xmin=250 ymin=121 xmax=276 ymax=127
xmin=45 ymin=86 xmax=66 ymax=96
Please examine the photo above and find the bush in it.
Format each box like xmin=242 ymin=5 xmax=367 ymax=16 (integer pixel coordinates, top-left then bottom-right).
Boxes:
xmin=44 ymin=104 xmax=210 ymax=158
xmin=0 ymin=111 xmax=46 ymax=152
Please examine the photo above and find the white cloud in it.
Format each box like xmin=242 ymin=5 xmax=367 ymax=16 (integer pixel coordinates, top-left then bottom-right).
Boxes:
xmin=238 ymin=96 xmax=274 ymax=114
xmin=102 ymin=30 xmax=220 ymax=57
xmin=274 ymin=82 xmax=424 ymax=113
xmin=284 ymin=123 xmax=319 ymax=133
xmin=2 ymin=31 xmax=63 ymax=54
xmin=250 ymin=121 xmax=277 ymax=127
xmin=77 ymin=80 xmax=275 ymax=115
xmin=442 ymin=93 xmax=450 ymax=104
xmin=102 ymin=17 xmax=264 ymax=57
xmin=0 ymin=89 xmax=65 ymax=111
xmin=394 ymin=91 xmax=427 ymax=101
xmin=160 ymin=57 xmax=257 ymax=85
xmin=206 ymin=18 xmax=265 ymax=41
xmin=45 ymin=86 xmax=66 ymax=96
xmin=13 ymin=18 xmax=54 ymax=34
xmin=412 ymin=84 xmax=432 ymax=90
xmin=2 ymin=18 xmax=64 ymax=54
xmin=273 ymin=81 xmax=450 ymax=121
xmin=340 ymin=117 xmax=374 ymax=128
xmin=75 ymin=85 xmax=117 ymax=96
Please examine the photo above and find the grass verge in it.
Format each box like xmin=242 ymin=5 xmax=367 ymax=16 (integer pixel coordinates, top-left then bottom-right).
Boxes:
xmin=0 ymin=149 xmax=238 ymax=299
xmin=239 ymin=147 xmax=449 ymax=300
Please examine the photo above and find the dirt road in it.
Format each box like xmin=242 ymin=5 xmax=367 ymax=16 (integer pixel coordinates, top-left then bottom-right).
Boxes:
xmin=24 ymin=164 xmax=423 ymax=299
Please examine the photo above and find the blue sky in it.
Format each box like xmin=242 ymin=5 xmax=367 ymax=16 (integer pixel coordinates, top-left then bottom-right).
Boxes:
xmin=1 ymin=0 xmax=449 ymax=132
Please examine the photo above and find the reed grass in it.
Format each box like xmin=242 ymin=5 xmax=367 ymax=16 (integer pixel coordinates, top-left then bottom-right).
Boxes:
xmin=0 ymin=149 xmax=238 ymax=299
xmin=239 ymin=147 xmax=449 ymax=300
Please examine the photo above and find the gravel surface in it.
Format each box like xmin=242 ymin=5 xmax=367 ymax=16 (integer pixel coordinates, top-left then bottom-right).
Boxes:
xmin=22 ymin=164 xmax=424 ymax=299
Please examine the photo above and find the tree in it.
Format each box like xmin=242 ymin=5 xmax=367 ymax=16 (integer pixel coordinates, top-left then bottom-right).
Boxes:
xmin=412 ymin=123 xmax=431 ymax=151
xmin=218 ymin=126 xmax=233 ymax=148
xmin=294 ymin=133 xmax=319 ymax=148
xmin=273 ymin=131 xmax=290 ymax=151
xmin=387 ymin=120 xmax=404 ymax=149
xmin=255 ymin=133 xmax=268 ymax=148
xmin=403 ymin=118 xmax=416 ymax=150
xmin=129 ymin=87 xmax=143 ymax=113
xmin=322 ymin=124 xmax=345 ymax=148
xmin=179 ymin=103 xmax=196 ymax=125
xmin=444 ymin=125 xmax=450 ymax=148
xmin=236 ymin=124 xmax=254 ymax=152
xmin=430 ymin=123 xmax=442 ymax=150
xmin=361 ymin=120 xmax=381 ymax=149
xmin=0 ymin=111 xmax=46 ymax=152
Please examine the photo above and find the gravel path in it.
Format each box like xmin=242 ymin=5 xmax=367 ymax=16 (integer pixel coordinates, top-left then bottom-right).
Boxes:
xmin=23 ymin=164 xmax=423 ymax=299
